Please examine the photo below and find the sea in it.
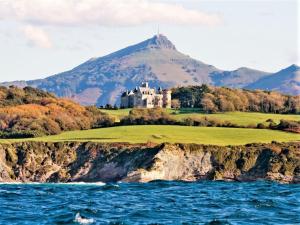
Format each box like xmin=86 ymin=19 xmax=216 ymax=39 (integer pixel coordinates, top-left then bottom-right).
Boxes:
xmin=0 ymin=181 xmax=299 ymax=225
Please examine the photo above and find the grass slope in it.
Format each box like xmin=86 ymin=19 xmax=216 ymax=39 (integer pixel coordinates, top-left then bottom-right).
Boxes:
xmin=101 ymin=109 xmax=300 ymax=126
xmin=172 ymin=112 xmax=300 ymax=126
xmin=2 ymin=125 xmax=299 ymax=146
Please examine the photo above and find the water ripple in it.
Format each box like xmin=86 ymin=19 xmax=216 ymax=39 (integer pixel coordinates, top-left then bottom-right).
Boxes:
xmin=0 ymin=181 xmax=299 ymax=224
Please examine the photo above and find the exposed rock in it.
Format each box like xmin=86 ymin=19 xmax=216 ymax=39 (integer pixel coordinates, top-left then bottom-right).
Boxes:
xmin=0 ymin=142 xmax=299 ymax=183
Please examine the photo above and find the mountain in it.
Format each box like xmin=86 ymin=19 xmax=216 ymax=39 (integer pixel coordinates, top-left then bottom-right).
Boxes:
xmin=2 ymin=34 xmax=293 ymax=106
xmin=246 ymin=64 xmax=300 ymax=95
xmin=211 ymin=67 xmax=270 ymax=88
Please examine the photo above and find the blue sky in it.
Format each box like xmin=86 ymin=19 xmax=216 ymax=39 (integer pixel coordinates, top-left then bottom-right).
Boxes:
xmin=0 ymin=0 xmax=298 ymax=82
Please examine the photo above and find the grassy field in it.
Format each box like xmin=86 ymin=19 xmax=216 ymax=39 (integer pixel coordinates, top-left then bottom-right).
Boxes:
xmin=1 ymin=125 xmax=299 ymax=146
xmin=100 ymin=109 xmax=300 ymax=126
xmin=172 ymin=111 xmax=300 ymax=126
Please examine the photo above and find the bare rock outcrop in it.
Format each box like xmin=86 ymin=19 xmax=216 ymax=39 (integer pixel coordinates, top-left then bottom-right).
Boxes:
xmin=0 ymin=142 xmax=299 ymax=183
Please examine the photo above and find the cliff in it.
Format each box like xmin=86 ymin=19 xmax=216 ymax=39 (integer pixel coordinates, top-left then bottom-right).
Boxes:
xmin=0 ymin=142 xmax=299 ymax=183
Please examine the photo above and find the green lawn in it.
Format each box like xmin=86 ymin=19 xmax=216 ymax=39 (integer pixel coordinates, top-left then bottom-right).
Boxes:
xmin=100 ymin=108 xmax=131 ymax=118
xmin=100 ymin=109 xmax=131 ymax=122
xmin=2 ymin=125 xmax=299 ymax=146
xmin=100 ymin=109 xmax=300 ymax=126
xmin=172 ymin=111 xmax=300 ymax=126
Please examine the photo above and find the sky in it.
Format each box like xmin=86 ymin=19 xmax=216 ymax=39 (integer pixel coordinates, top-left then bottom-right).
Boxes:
xmin=0 ymin=0 xmax=298 ymax=82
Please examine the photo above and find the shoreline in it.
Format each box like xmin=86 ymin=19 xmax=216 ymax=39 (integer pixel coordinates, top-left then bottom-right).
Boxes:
xmin=0 ymin=141 xmax=299 ymax=184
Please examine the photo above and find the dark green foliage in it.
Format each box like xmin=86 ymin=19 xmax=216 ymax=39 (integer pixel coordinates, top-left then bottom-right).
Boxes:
xmin=171 ymin=84 xmax=210 ymax=108
xmin=0 ymin=130 xmax=43 ymax=139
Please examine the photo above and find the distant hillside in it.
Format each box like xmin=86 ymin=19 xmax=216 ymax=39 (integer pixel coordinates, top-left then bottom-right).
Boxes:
xmin=211 ymin=67 xmax=270 ymax=88
xmin=2 ymin=34 xmax=276 ymax=106
xmin=246 ymin=64 xmax=300 ymax=95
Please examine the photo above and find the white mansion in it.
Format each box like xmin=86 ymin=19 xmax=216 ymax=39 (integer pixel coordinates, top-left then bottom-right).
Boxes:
xmin=120 ymin=82 xmax=171 ymax=108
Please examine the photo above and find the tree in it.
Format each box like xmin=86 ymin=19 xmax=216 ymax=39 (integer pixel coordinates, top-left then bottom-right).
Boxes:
xmin=105 ymin=104 xmax=113 ymax=109
xmin=0 ymin=86 xmax=116 ymax=138
xmin=171 ymin=99 xmax=180 ymax=110
xmin=201 ymin=95 xmax=216 ymax=113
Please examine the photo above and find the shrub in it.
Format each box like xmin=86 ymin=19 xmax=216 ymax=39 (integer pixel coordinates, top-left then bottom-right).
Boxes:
xmin=275 ymin=120 xmax=300 ymax=133
xmin=120 ymin=108 xmax=177 ymax=126
xmin=257 ymin=123 xmax=267 ymax=129
xmin=182 ymin=117 xmax=239 ymax=128
xmin=0 ymin=130 xmax=44 ymax=139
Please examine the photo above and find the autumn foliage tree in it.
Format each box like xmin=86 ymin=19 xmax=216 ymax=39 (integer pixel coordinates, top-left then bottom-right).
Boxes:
xmin=0 ymin=86 xmax=114 ymax=138
xmin=172 ymin=85 xmax=300 ymax=114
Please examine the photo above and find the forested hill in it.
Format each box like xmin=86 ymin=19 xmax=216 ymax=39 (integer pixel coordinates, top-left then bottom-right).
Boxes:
xmin=171 ymin=85 xmax=300 ymax=114
xmin=0 ymin=86 xmax=113 ymax=138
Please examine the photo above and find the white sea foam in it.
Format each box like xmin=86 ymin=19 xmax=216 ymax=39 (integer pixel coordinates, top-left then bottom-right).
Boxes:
xmin=74 ymin=213 xmax=94 ymax=225
xmin=0 ymin=182 xmax=24 ymax=185
xmin=0 ymin=182 xmax=41 ymax=185
xmin=0 ymin=182 xmax=106 ymax=186
xmin=66 ymin=182 xmax=106 ymax=186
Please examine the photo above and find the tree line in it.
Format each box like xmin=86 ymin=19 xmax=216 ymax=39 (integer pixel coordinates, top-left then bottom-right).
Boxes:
xmin=171 ymin=85 xmax=300 ymax=114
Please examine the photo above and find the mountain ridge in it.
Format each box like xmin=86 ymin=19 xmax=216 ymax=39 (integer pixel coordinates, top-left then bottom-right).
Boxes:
xmin=1 ymin=34 xmax=299 ymax=105
xmin=246 ymin=64 xmax=300 ymax=95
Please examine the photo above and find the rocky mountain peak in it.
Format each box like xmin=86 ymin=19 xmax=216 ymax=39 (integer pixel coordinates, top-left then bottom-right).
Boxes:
xmin=97 ymin=34 xmax=177 ymax=60
xmin=145 ymin=34 xmax=176 ymax=50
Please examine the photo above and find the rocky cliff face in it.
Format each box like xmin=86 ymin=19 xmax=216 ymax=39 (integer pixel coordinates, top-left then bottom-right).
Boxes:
xmin=0 ymin=142 xmax=299 ymax=183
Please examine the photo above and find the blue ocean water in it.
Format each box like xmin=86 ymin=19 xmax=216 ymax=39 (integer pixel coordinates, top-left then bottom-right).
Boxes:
xmin=0 ymin=181 xmax=299 ymax=225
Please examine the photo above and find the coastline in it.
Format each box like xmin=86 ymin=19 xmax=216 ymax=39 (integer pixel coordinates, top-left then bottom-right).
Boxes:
xmin=0 ymin=141 xmax=299 ymax=184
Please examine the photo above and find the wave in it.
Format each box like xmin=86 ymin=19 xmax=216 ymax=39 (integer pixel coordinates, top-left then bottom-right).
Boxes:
xmin=74 ymin=213 xmax=94 ymax=225
xmin=0 ymin=181 xmax=106 ymax=186
xmin=65 ymin=182 xmax=106 ymax=186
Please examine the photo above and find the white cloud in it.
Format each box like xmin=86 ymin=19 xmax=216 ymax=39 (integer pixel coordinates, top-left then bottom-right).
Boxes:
xmin=0 ymin=0 xmax=221 ymax=26
xmin=21 ymin=25 xmax=52 ymax=48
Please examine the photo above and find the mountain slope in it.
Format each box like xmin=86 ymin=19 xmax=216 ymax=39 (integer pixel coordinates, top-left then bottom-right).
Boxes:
xmin=246 ymin=65 xmax=300 ymax=95
xmin=1 ymin=34 xmax=275 ymax=105
xmin=211 ymin=67 xmax=270 ymax=88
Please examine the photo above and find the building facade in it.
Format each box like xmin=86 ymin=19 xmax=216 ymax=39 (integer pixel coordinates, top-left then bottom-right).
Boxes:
xmin=121 ymin=82 xmax=171 ymax=108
